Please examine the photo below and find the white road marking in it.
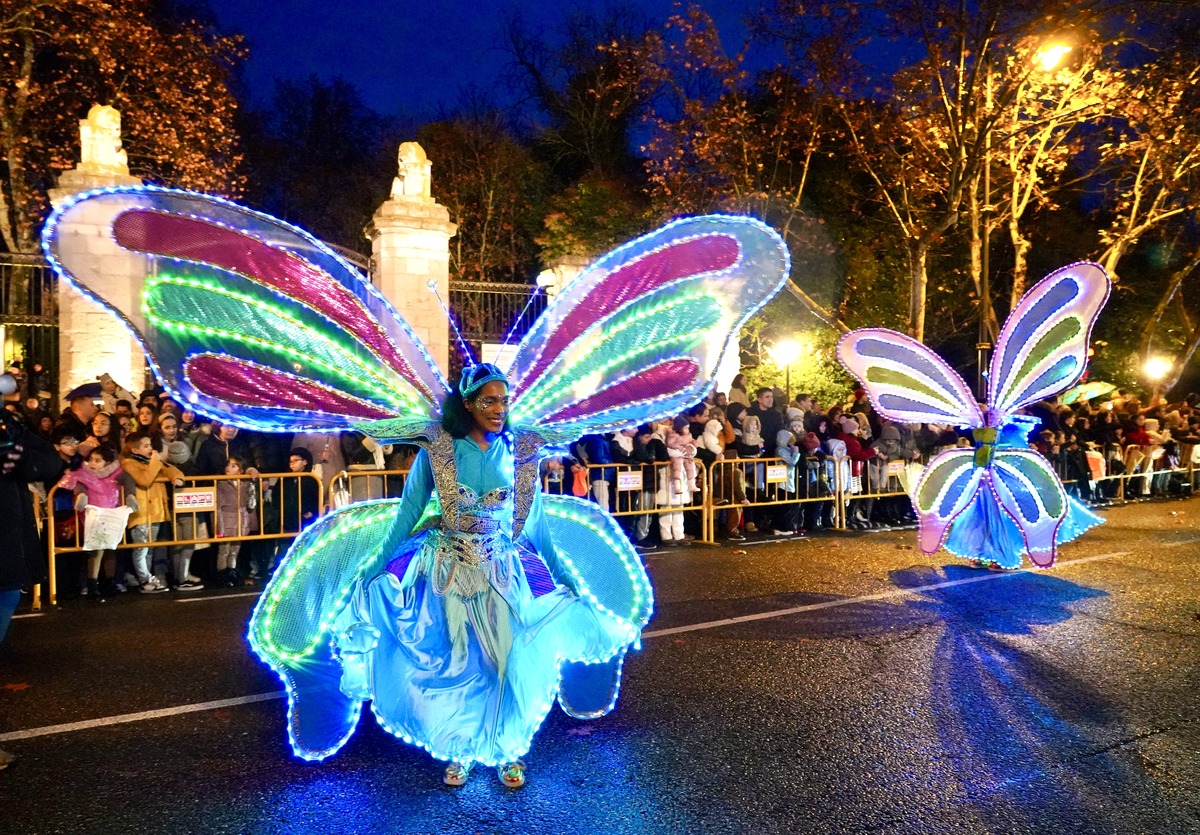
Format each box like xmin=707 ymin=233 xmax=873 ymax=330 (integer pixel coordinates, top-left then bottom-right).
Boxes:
xmin=3 ymin=538 xmax=1193 ymax=742
xmin=12 ymin=613 xmax=43 ymax=620
xmin=175 ymin=591 xmax=261 ymax=604
xmin=0 ymin=692 xmax=284 ymax=742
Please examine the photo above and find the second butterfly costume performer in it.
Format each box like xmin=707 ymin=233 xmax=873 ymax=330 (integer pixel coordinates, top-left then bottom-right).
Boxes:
xmin=838 ymin=262 xmax=1111 ymax=571
xmin=41 ymin=189 xmax=791 ymax=786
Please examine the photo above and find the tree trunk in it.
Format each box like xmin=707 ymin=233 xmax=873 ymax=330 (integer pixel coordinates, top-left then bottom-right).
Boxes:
xmin=1137 ymin=250 xmax=1200 ymax=357
xmin=906 ymin=212 xmax=958 ymax=342
xmin=1008 ymin=219 xmax=1031 ymax=313
xmin=907 ymin=241 xmax=930 ymax=341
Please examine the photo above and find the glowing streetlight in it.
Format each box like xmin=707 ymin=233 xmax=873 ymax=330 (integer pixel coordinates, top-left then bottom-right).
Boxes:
xmin=1143 ymin=355 xmax=1173 ymax=404
xmin=1037 ymin=44 xmax=1072 ymax=72
xmin=769 ymin=339 xmax=802 ymax=401
xmin=1143 ymin=356 xmax=1172 ymax=381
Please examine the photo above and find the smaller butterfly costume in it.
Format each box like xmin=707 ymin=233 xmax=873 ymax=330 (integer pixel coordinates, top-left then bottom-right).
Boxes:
xmin=42 ymin=187 xmax=790 ymax=764
xmin=838 ymin=263 xmax=1111 ymax=569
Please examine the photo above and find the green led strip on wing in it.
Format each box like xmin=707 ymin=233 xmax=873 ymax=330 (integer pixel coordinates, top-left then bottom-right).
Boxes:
xmin=512 ymin=292 xmax=719 ymax=423
xmin=253 ymin=506 xmax=398 ymax=663
xmin=144 ymin=274 xmax=417 ymax=413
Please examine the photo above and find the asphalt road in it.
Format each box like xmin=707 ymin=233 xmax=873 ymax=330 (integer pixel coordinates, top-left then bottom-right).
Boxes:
xmin=1 ymin=498 xmax=1198 ymax=835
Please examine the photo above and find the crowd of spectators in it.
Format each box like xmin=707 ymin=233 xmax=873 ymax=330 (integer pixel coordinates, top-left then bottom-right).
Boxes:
xmin=0 ymin=367 xmax=343 ymax=599
xmin=3 ymin=359 xmax=1198 ymax=592
xmin=542 ymin=376 xmax=1200 ymax=550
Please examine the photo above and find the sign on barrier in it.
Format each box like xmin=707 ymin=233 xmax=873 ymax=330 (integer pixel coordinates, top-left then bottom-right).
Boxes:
xmin=617 ymin=471 xmax=643 ymax=491
xmin=174 ymin=487 xmax=216 ymax=512
xmin=887 ymin=461 xmax=905 ymax=476
xmin=765 ymin=465 xmax=787 ymax=483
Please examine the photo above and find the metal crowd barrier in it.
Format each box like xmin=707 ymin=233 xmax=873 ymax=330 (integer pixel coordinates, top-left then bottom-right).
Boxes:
xmin=37 ymin=471 xmax=324 ymax=608
xmin=35 ymin=442 xmax=1196 ymax=608
xmin=1055 ymin=443 xmax=1197 ymax=504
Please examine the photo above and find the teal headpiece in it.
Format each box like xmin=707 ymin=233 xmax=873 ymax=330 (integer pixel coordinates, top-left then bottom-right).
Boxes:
xmin=458 ymin=363 xmax=508 ymax=398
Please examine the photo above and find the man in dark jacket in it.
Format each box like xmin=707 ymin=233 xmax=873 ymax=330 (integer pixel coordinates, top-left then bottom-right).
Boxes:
xmin=1 ymin=403 xmax=62 ymax=770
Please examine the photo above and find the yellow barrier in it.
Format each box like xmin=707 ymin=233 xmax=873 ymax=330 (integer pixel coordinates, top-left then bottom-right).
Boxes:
xmin=41 ymin=471 xmax=324 ymax=608
xmin=33 ymin=443 xmax=1194 ymax=607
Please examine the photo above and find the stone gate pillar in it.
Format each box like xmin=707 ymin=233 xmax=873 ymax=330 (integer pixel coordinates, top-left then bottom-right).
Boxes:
xmin=47 ymin=105 xmax=145 ymax=404
xmin=366 ymin=142 xmax=457 ymax=377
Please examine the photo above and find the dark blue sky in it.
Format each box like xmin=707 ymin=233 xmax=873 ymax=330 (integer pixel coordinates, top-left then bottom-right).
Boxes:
xmin=207 ymin=0 xmax=759 ymax=118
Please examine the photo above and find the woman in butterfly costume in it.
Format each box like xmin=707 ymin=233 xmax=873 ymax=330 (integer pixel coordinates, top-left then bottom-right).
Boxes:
xmin=42 ymin=188 xmax=790 ymax=785
xmin=838 ymin=263 xmax=1111 ymax=571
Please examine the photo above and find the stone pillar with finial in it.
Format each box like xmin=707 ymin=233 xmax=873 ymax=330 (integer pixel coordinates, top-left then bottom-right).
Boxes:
xmin=48 ymin=105 xmax=146 ymax=404
xmin=366 ymin=142 xmax=457 ymax=378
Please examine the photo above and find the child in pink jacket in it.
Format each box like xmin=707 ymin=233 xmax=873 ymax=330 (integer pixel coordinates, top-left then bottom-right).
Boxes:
xmin=56 ymin=445 xmax=136 ymax=601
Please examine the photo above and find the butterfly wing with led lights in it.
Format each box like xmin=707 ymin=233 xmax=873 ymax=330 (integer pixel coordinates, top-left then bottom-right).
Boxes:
xmin=837 ymin=262 xmax=1109 ymax=566
xmin=42 ymin=187 xmax=448 ymax=430
xmin=505 ymin=215 xmax=790 ymax=435
xmin=837 ymin=329 xmax=988 ymax=553
xmin=981 ymin=262 xmax=1110 ymax=565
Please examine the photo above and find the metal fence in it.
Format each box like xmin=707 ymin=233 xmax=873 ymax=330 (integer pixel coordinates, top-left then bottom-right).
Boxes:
xmin=30 ymin=449 xmax=1199 ymax=607
xmin=0 ymin=253 xmax=58 ymax=407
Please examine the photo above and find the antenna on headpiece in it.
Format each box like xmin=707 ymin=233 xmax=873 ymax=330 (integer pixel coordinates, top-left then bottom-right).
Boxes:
xmin=497 ymin=285 xmax=544 ymax=362
xmin=427 ymin=278 xmax=477 ymax=368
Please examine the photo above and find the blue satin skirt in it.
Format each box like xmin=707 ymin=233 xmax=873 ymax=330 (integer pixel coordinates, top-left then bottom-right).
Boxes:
xmin=335 ymin=532 xmax=632 ymax=766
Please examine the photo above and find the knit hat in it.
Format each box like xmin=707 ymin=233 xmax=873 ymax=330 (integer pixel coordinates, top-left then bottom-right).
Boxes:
xmin=839 ymin=416 xmax=859 ymax=435
xmin=801 ymin=432 xmax=821 ymax=453
xmin=880 ymin=424 xmax=901 ymax=441
xmin=165 ymin=441 xmax=191 ymax=466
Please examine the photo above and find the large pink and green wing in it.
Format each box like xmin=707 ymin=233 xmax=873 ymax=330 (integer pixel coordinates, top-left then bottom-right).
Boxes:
xmin=913 ymin=449 xmax=985 ymax=555
xmin=988 ymin=262 xmax=1110 ymax=421
xmin=837 ymin=330 xmax=984 ymax=428
xmin=41 ymin=187 xmax=448 ymax=431
xmin=506 ymin=215 xmax=790 ymax=435
xmin=989 ymin=450 xmax=1068 ymax=567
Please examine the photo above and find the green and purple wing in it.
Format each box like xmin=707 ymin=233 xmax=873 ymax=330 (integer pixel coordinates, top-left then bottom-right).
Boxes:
xmin=988 ymin=262 xmax=1110 ymax=420
xmin=506 ymin=215 xmax=789 ymax=435
xmin=913 ymin=449 xmax=985 ymax=555
xmin=837 ymin=330 xmax=984 ymax=428
xmin=42 ymin=187 xmax=448 ymax=431
xmin=989 ymin=450 xmax=1068 ymax=568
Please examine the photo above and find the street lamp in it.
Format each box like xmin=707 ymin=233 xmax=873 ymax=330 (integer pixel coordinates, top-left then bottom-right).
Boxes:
xmin=977 ymin=41 xmax=1073 ymax=399
xmin=1143 ymin=355 xmax=1173 ymax=404
xmin=769 ymin=339 xmax=802 ymax=402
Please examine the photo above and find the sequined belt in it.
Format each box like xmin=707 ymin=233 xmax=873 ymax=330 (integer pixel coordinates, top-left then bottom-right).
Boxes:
xmin=433 ymin=528 xmax=503 ymax=570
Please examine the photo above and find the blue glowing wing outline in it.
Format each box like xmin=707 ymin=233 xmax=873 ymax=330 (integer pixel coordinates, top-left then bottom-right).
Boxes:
xmin=988 ymin=449 xmax=1068 ymax=567
xmin=913 ymin=448 xmax=985 ymax=554
xmin=837 ymin=329 xmax=984 ymax=428
xmin=41 ymin=186 xmax=448 ymax=432
xmin=505 ymin=215 xmax=790 ymax=436
xmin=987 ymin=262 xmax=1110 ymax=421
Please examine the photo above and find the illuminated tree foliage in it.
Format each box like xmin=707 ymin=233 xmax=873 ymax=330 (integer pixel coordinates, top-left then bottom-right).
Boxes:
xmin=0 ymin=0 xmax=244 ymax=253
xmin=418 ymin=109 xmax=548 ymax=283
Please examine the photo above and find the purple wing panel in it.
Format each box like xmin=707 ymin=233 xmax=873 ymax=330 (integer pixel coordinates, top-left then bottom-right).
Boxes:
xmin=988 ymin=262 xmax=1110 ymax=419
xmin=838 ymin=329 xmax=983 ymax=428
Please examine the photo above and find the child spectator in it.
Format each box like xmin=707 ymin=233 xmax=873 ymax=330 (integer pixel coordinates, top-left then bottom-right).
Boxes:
xmin=667 ymin=416 xmax=700 ymax=491
xmin=215 ymin=455 xmax=256 ymax=588
xmin=773 ymin=429 xmax=802 ymax=536
xmin=56 ymin=445 xmax=136 ymax=601
xmin=121 ymin=431 xmax=185 ymax=594
xmin=657 ymin=421 xmax=691 ymax=545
